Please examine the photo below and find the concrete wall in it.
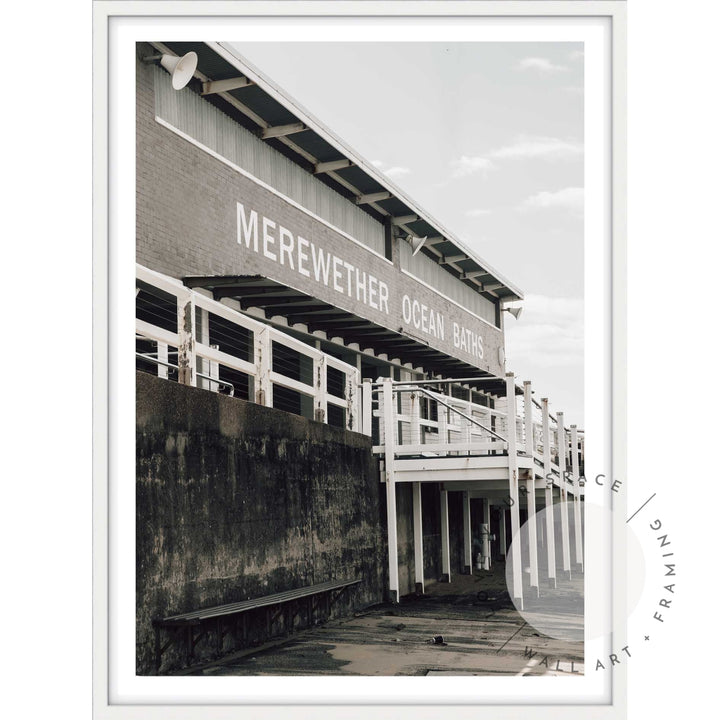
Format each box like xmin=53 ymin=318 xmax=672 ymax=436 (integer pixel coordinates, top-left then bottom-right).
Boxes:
xmin=136 ymin=372 xmax=385 ymax=673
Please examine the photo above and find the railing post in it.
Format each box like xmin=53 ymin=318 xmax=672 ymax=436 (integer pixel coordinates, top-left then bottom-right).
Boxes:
xmin=524 ymin=381 xmax=539 ymax=596
xmin=464 ymin=399 xmax=472 ymax=447
xmin=542 ymin=398 xmax=557 ymax=588
xmin=157 ymin=342 xmax=169 ymax=380
xmin=361 ymin=381 xmax=372 ymax=437
xmin=557 ymin=411 xmax=572 ymax=580
xmin=438 ymin=391 xmax=448 ymax=453
xmin=197 ymin=306 xmax=209 ymax=390
xmin=571 ymin=424 xmax=584 ymax=572
xmin=345 ymin=369 xmax=360 ymax=432
xmin=505 ymin=373 xmax=523 ymax=610
xmin=410 ymin=389 xmax=421 ymax=446
xmin=254 ymin=325 xmax=272 ymax=407
xmin=382 ymin=379 xmax=400 ymax=603
xmin=209 ymin=343 xmax=220 ymax=392
xmin=314 ymin=354 xmax=327 ymax=424
xmin=177 ymin=289 xmax=196 ymax=387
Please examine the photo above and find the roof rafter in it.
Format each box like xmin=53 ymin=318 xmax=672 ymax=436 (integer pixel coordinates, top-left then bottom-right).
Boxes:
xmin=201 ymin=76 xmax=253 ymax=95
xmin=260 ymin=122 xmax=307 ymax=139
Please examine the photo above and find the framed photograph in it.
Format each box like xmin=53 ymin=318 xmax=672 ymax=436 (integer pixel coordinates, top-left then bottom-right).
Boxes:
xmin=94 ymin=2 xmax=626 ymax=718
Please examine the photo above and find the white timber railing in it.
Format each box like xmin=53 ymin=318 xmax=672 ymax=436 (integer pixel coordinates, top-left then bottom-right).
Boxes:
xmin=136 ymin=264 xmax=361 ymax=431
xmin=368 ymin=376 xmax=584 ymax=481
xmin=372 ymin=375 xmax=586 ymax=607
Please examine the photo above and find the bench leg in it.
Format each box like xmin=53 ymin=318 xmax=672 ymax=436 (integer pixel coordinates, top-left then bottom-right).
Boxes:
xmin=186 ymin=626 xmax=193 ymax=667
xmin=285 ymin=605 xmax=290 ymax=635
xmin=154 ymin=626 xmax=161 ymax=674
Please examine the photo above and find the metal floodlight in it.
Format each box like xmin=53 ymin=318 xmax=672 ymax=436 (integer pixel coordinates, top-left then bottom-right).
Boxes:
xmin=503 ymin=306 xmax=523 ymax=320
xmin=407 ymin=234 xmax=427 ymax=256
xmin=144 ymin=51 xmax=198 ymax=90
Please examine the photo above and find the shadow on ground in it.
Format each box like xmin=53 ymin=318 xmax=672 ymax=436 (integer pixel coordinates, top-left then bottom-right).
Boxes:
xmin=184 ymin=563 xmax=584 ymax=677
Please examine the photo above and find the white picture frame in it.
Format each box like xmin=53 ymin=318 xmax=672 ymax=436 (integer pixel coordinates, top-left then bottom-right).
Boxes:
xmin=93 ymin=2 xmax=627 ymax=718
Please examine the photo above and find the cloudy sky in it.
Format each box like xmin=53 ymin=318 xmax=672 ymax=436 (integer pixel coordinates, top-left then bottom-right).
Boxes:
xmin=234 ymin=42 xmax=584 ymax=426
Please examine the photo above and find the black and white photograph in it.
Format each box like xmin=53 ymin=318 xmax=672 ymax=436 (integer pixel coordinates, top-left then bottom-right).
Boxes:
xmin=134 ymin=37 xmax=590 ymax=681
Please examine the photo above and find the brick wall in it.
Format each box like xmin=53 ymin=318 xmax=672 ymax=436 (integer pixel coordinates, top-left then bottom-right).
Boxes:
xmin=136 ymin=45 xmax=505 ymax=375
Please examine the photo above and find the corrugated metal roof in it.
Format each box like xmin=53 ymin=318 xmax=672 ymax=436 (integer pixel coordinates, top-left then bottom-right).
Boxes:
xmin=152 ymin=40 xmax=523 ymax=303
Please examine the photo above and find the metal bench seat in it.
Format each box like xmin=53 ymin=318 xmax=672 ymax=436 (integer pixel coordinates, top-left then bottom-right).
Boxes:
xmin=160 ymin=578 xmax=361 ymax=625
xmin=152 ymin=578 xmax=361 ymax=672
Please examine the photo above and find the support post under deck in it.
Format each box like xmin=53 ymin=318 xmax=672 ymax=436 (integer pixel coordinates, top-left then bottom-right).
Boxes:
xmin=542 ymin=398 xmax=557 ymax=588
xmin=571 ymin=424 xmax=584 ymax=572
xmin=500 ymin=506 xmax=507 ymax=557
xmin=524 ymin=381 xmax=540 ymax=596
xmin=413 ymin=482 xmax=424 ymax=594
xmin=506 ymin=373 xmax=524 ymax=610
xmin=557 ymin=411 xmax=572 ymax=581
xmin=440 ymin=488 xmax=451 ymax=583
xmin=462 ymin=491 xmax=472 ymax=574
xmin=383 ymin=379 xmax=400 ymax=603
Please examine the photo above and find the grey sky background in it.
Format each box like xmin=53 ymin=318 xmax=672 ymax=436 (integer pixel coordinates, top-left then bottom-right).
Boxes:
xmin=234 ymin=42 xmax=585 ymax=426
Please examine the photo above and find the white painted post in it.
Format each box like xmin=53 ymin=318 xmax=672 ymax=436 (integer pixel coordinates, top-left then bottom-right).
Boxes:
xmin=524 ymin=381 xmax=539 ymax=596
xmin=505 ymin=373 xmax=523 ymax=610
xmin=176 ymin=290 xmax=196 ymax=387
xmin=254 ymin=325 xmax=272 ymax=407
xmin=438 ymin=393 xmax=448 ymax=453
xmin=542 ymin=398 xmax=557 ymax=588
xmin=197 ymin=307 xmax=210 ymax=390
xmin=157 ymin=342 xmax=169 ymax=380
xmin=440 ymin=488 xmax=451 ymax=583
xmin=483 ymin=498 xmax=492 ymax=570
xmin=413 ymin=482 xmax=424 ymax=594
xmin=571 ymin=424 xmax=584 ymax=572
xmin=464 ymin=398 xmax=472 ymax=448
xmin=462 ymin=491 xmax=472 ymax=573
xmin=383 ymin=379 xmax=400 ymax=603
xmin=410 ymin=389 xmax=421 ymax=447
xmin=314 ymin=354 xmax=327 ymax=423
xmin=557 ymin=412 xmax=572 ymax=580
xmin=361 ymin=381 xmax=373 ymax=437
xmin=500 ymin=506 xmax=507 ymax=557
xmin=345 ymin=369 xmax=360 ymax=432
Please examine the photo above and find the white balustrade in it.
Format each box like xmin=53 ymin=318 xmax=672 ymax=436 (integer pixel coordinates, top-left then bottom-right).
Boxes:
xmin=135 ymin=264 xmax=360 ymax=431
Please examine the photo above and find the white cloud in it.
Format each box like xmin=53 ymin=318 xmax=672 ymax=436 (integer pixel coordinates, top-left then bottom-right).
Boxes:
xmin=503 ymin=294 xmax=585 ymax=424
xmin=465 ymin=208 xmax=491 ymax=217
xmin=519 ymin=57 xmax=569 ymax=73
xmin=371 ymin=159 xmax=410 ymax=179
xmin=522 ymin=187 xmax=584 ymax=212
xmin=504 ymin=294 xmax=584 ymax=369
xmin=450 ymin=155 xmax=494 ymax=179
xmin=490 ymin=135 xmax=583 ymax=160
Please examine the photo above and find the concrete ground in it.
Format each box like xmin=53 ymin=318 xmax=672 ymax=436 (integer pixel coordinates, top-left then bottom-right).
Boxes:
xmin=183 ymin=562 xmax=584 ymax=677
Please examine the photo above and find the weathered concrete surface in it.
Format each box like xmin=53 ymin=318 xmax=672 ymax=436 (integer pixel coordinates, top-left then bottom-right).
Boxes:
xmin=136 ymin=372 xmax=385 ymax=674
xmin=195 ymin=567 xmax=584 ymax=677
